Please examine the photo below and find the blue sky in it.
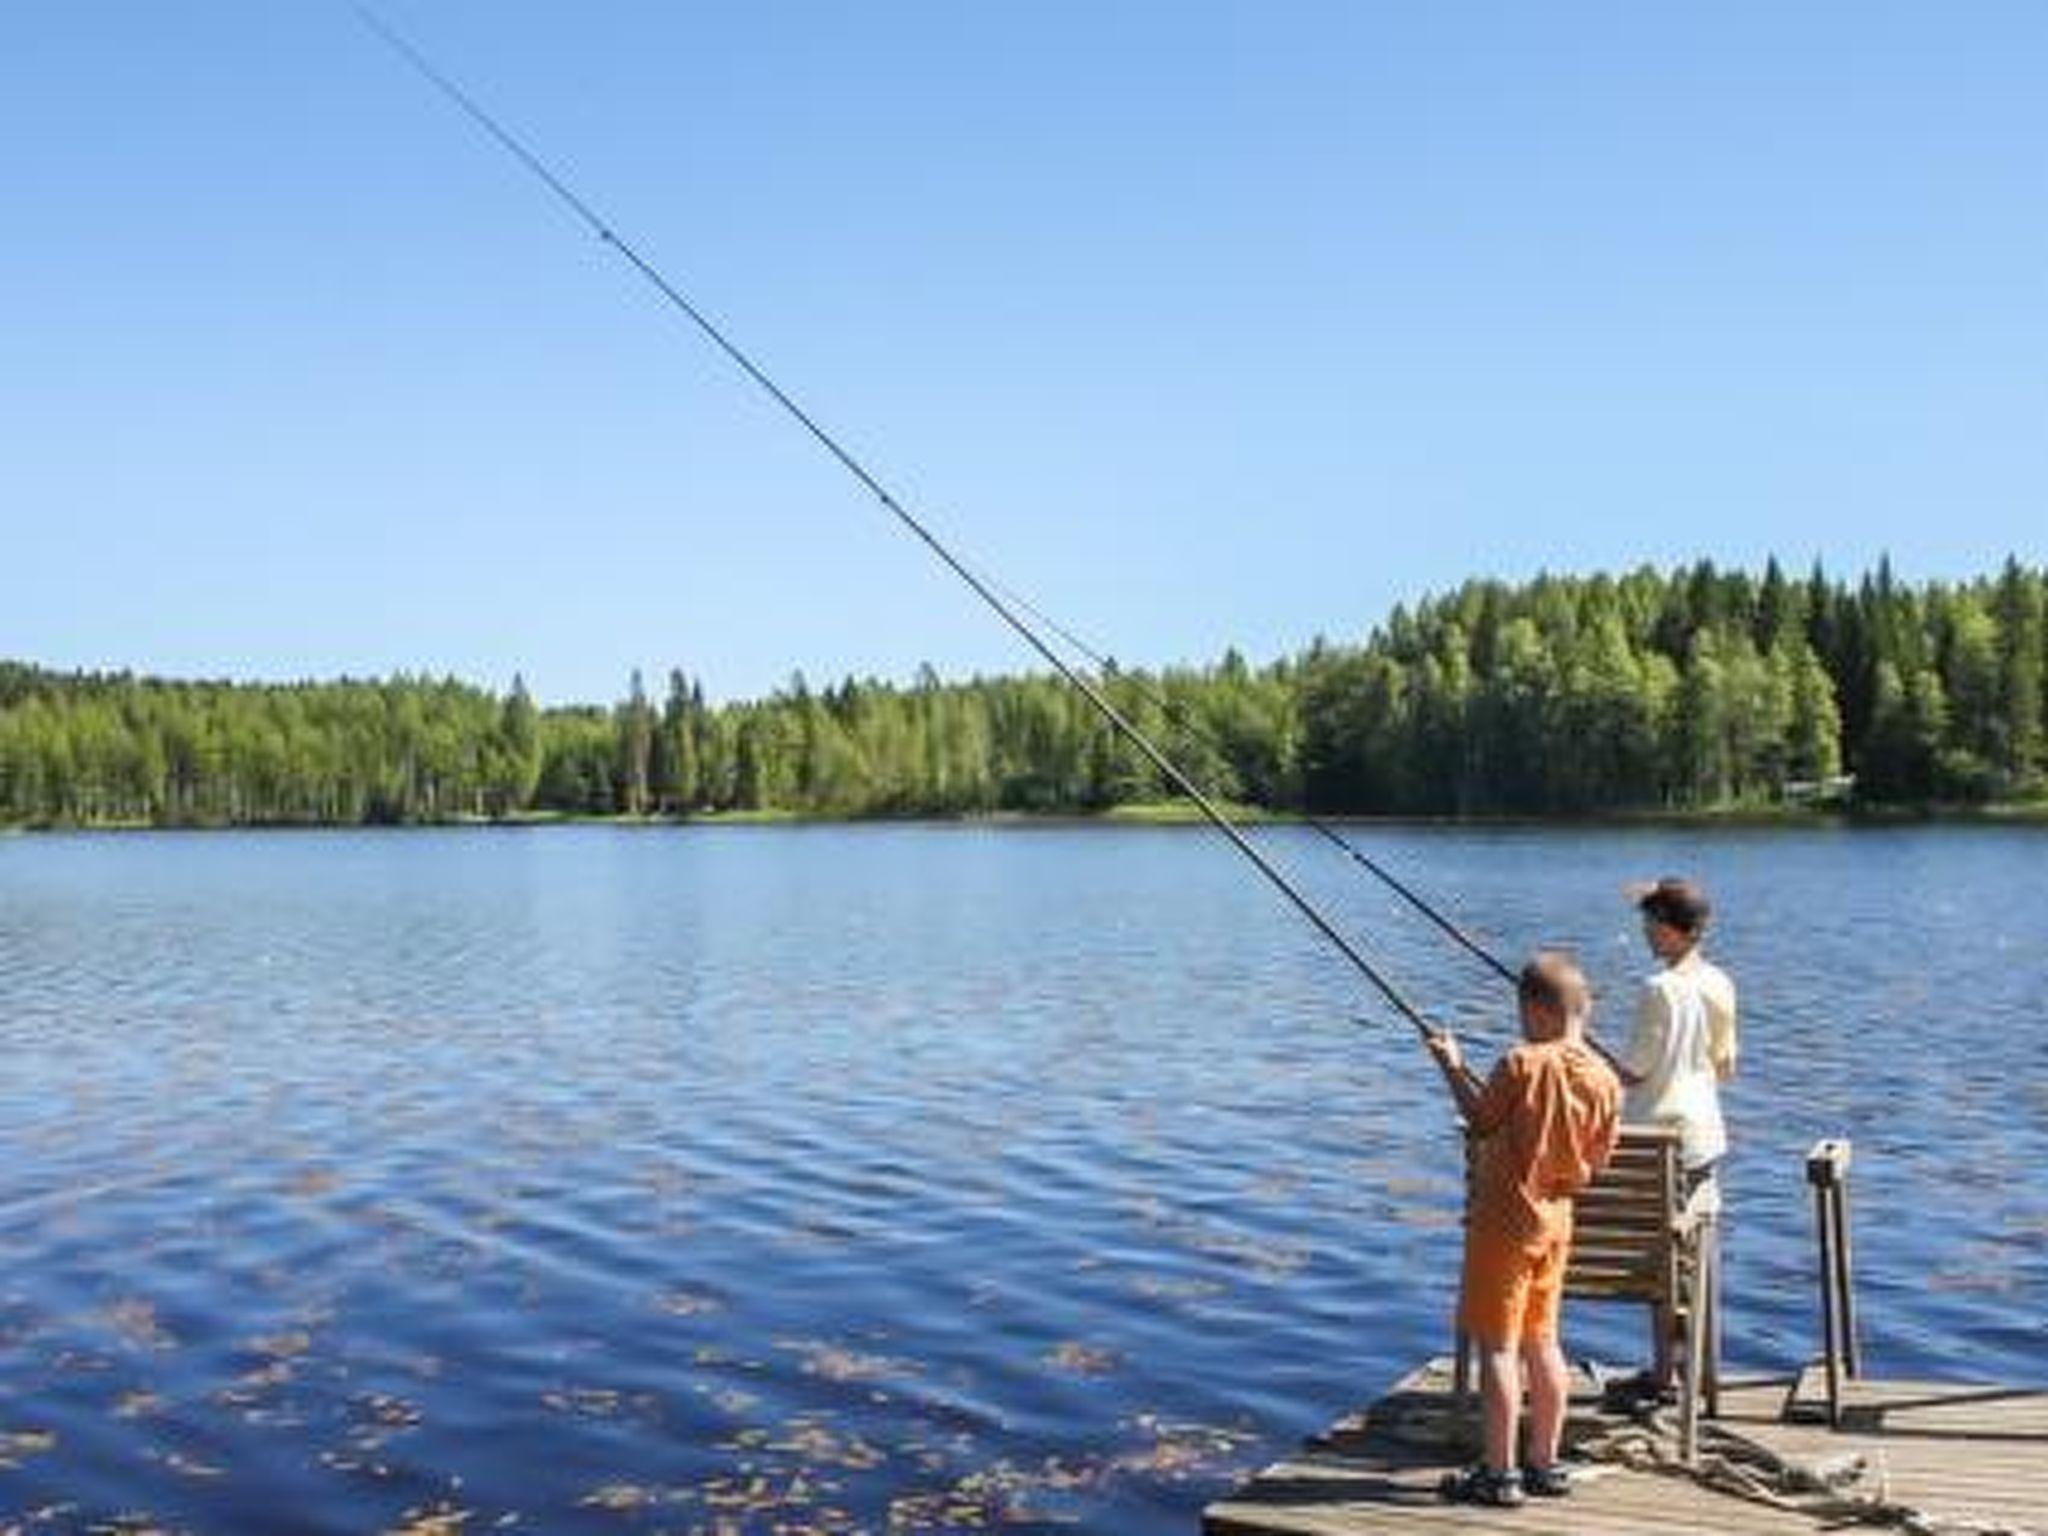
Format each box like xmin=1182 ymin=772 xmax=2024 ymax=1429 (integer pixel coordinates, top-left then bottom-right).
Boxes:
xmin=3 ymin=3 xmax=2043 ymax=704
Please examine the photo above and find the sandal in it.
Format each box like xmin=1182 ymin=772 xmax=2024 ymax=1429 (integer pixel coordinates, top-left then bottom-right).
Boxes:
xmin=1438 ymin=1463 xmax=1526 ymax=1507
xmin=1601 ymin=1369 xmax=1678 ymax=1411
xmin=1523 ymin=1461 xmax=1574 ymax=1497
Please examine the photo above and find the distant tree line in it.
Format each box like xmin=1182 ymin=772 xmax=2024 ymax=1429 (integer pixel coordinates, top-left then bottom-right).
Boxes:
xmin=0 ymin=558 xmax=2040 ymax=827
xmin=1300 ymin=556 xmax=2045 ymax=812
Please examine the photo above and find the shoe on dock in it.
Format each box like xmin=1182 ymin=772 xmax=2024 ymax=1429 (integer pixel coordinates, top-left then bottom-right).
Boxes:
xmin=1600 ymin=1367 xmax=1678 ymax=1411
xmin=1521 ymin=1460 xmax=1574 ymax=1497
xmin=1436 ymin=1462 xmax=1525 ymax=1507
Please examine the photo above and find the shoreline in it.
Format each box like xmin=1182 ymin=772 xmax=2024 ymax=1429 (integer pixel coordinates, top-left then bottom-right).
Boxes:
xmin=5 ymin=799 xmax=2045 ymax=836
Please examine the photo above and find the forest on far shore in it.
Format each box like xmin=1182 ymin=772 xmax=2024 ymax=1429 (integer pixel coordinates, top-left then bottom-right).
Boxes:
xmin=1 ymin=557 xmax=2042 ymax=827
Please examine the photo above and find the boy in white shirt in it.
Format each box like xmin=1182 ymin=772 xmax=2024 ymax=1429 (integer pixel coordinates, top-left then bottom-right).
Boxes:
xmin=1619 ymin=876 xmax=1737 ymax=1394
xmin=1624 ymin=878 xmax=1737 ymax=1169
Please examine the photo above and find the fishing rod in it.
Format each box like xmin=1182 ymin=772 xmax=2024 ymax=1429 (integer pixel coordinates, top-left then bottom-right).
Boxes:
xmin=351 ymin=5 xmax=1446 ymax=1044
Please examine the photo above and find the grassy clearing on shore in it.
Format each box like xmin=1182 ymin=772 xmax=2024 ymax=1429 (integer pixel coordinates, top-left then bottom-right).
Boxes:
xmin=1096 ymin=800 xmax=1282 ymax=825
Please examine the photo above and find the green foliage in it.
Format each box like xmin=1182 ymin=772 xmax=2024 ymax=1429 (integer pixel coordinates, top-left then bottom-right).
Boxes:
xmin=1291 ymin=559 xmax=2039 ymax=812
xmin=0 ymin=560 xmax=2041 ymax=826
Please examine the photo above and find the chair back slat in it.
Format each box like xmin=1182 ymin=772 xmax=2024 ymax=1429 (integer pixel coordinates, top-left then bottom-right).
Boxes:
xmin=1565 ymin=1125 xmax=1681 ymax=1302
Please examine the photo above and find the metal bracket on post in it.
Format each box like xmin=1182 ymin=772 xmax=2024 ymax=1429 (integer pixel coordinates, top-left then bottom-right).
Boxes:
xmin=1806 ymin=1138 xmax=1859 ymax=1426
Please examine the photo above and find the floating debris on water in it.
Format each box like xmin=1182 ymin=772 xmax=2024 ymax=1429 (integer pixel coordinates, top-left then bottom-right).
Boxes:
xmin=777 ymin=1338 xmax=919 ymax=1384
xmin=112 ymin=1391 xmax=163 ymax=1421
xmin=355 ymin=1394 xmax=424 ymax=1430
xmin=1114 ymin=1414 xmax=1262 ymax=1480
xmin=763 ymin=1418 xmax=887 ymax=1472
xmin=244 ymin=1330 xmax=314 ymax=1360
xmin=575 ymin=1481 xmax=663 ymax=1511
xmin=1043 ymin=1342 xmax=1119 ymax=1376
xmin=102 ymin=1299 xmax=176 ymax=1352
xmin=1127 ymin=1274 xmax=1223 ymax=1303
xmin=0 ymin=1427 xmax=57 ymax=1468
xmin=384 ymin=1501 xmax=470 ymax=1535
xmin=153 ymin=1448 xmax=226 ymax=1479
xmin=538 ymin=1385 xmax=662 ymax=1422
xmin=652 ymin=1287 xmax=724 ymax=1317
xmin=699 ymin=1383 xmax=761 ymax=1418
xmin=77 ymin=1514 xmax=176 ymax=1535
xmin=693 ymin=1468 xmax=845 ymax=1524
xmin=886 ymin=1456 xmax=1102 ymax=1529
xmin=211 ymin=1358 xmax=297 ymax=1416
xmin=321 ymin=1391 xmax=426 ymax=1472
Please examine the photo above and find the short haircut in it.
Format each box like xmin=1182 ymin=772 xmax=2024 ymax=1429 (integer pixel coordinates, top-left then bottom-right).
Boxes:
xmin=1518 ymin=951 xmax=1587 ymax=1017
xmin=1638 ymin=877 xmax=1712 ymax=935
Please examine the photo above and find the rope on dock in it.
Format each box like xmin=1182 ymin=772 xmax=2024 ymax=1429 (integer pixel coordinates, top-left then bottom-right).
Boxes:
xmin=1577 ymin=1406 xmax=2029 ymax=1536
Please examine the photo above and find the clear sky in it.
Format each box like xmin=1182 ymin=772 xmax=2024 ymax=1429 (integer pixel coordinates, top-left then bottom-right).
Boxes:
xmin=4 ymin=3 xmax=2043 ymax=705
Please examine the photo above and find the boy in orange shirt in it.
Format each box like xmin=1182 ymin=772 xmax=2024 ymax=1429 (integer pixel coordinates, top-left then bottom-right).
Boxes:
xmin=1426 ymin=951 xmax=1621 ymax=1506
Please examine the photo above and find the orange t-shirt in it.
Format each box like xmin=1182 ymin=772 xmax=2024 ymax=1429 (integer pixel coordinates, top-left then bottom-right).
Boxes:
xmin=1468 ymin=1037 xmax=1622 ymax=1251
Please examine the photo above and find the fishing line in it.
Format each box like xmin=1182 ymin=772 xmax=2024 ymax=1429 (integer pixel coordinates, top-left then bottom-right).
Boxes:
xmin=350 ymin=5 xmax=1444 ymax=1041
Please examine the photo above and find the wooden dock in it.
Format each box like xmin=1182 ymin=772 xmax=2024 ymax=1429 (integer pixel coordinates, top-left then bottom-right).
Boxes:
xmin=1203 ymin=1358 xmax=2048 ymax=1536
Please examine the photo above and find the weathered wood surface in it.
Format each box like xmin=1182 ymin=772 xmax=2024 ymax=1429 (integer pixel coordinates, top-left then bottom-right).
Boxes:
xmin=1202 ymin=1359 xmax=2048 ymax=1536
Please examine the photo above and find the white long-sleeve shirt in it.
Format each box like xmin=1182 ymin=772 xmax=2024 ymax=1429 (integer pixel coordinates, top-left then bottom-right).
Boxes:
xmin=1622 ymin=951 xmax=1738 ymax=1170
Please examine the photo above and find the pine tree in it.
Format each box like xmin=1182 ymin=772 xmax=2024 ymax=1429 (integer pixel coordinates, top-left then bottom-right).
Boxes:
xmin=1675 ymin=630 xmax=1731 ymax=806
xmin=1786 ymin=645 xmax=1843 ymax=786
xmin=1756 ymin=555 xmax=1798 ymax=649
xmin=1995 ymin=558 xmax=2044 ymax=790
xmin=495 ymin=675 xmax=543 ymax=814
xmin=1940 ymin=595 xmax=2001 ymax=786
xmin=615 ymin=670 xmax=655 ymax=816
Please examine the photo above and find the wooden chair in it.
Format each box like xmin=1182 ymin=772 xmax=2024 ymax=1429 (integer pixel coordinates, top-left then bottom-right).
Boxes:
xmin=1455 ymin=1124 xmax=1722 ymax=1463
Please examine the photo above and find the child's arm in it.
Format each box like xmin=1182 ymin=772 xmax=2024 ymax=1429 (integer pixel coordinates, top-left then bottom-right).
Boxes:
xmin=1709 ymin=974 xmax=1739 ymax=1081
xmin=1425 ymin=1030 xmax=1487 ymax=1121
xmin=1606 ymin=984 xmax=1665 ymax=1088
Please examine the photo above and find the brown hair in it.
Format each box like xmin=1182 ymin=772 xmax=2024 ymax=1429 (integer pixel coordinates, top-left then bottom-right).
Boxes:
xmin=1638 ymin=877 xmax=1712 ymax=935
xmin=1517 ymin=951 xmax=1588 ymax=1018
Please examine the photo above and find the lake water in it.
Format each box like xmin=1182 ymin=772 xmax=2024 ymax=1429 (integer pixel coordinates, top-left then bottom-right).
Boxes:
xmin=1 ymin=823 xmax=2044 ymax=1532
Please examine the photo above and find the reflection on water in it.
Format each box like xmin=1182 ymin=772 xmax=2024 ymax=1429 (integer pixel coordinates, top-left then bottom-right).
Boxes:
xmin=0 ymin=823 xmax=2044 ymax=1530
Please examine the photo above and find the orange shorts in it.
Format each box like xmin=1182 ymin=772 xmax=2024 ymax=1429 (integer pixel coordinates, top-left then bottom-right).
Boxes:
xmin=1459 ymin=1229 xmax=1569 ymax=1349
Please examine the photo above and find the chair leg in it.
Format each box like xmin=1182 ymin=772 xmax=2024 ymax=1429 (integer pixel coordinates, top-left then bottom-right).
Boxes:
xmin=1703 ymin=1221 xmax=1723 ymax=1418
xmin=1680 ymin=1281 xmax=1705 ymax=1465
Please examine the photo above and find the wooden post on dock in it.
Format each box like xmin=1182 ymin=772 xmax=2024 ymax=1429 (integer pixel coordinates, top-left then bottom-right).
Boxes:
xmin=1806 ymin=1137 xmax=1859 ymax=1426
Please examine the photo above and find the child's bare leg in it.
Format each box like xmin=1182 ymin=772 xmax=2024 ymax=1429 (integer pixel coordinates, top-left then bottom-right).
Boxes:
xmin=1521 ymin=1335 xmax=1569 ymax=1468
xmin=1478 ymin=1345 xmax=1522 ymax=1471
